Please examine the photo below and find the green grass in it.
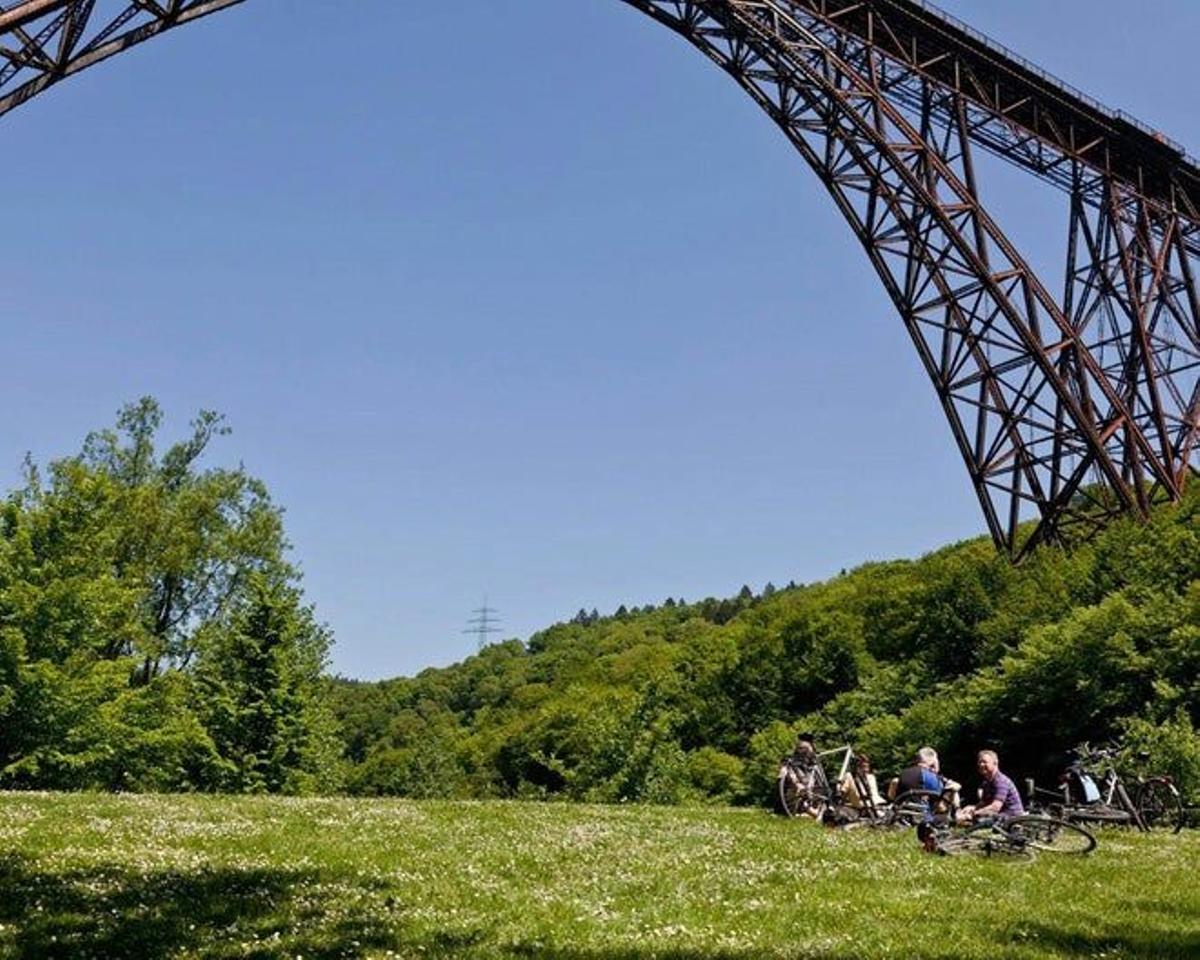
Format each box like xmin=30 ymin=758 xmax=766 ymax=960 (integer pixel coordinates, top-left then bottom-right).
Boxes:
xmin=0 ymin=793 xmax=1197 ymax=959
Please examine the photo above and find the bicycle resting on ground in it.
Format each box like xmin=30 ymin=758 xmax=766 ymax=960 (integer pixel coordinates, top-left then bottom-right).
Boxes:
xmin=921 ymin=751 xmax=1096 ymax=858
xmin=928 ymin=812 xmax=1096 ymax=858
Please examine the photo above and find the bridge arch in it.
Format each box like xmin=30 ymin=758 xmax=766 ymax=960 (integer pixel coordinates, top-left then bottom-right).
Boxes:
xmin=1 ymin=0 xmax=1196 ymax=559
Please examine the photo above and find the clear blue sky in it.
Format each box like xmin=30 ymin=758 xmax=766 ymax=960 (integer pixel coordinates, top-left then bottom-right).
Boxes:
xmin=2 ymin=1 xmax=1196 ymax=679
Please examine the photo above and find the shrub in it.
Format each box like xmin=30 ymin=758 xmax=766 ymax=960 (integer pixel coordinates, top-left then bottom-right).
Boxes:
xmin=744 ymin=721 xmax=795 ymax=806
xmin=1120 ymin=711 xmax=1200 ymax=803
xmin=686 ymin=747 xmax=745 ymax=804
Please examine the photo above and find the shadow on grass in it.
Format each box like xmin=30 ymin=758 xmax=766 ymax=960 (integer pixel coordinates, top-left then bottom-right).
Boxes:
xmin=504 ymin=927 xmax=1199 ymax=960
xmin=0 ymin=853 xmax=396 ymax=959
xmin=1005 ymin=921 xmax=1200 ymax=960
xmin=1 ymin=852 xmax=1195 ymax=960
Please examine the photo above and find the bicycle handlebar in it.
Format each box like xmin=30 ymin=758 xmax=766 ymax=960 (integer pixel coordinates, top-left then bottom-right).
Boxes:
xmin=1071 ymin=741 xmax=1119 ymax=764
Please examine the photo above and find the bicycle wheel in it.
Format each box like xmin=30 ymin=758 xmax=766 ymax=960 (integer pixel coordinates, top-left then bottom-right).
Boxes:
xmin=777 ymin=766 xmax=809 ymax=818
xmin=825 ymin=803 xmax=868 ymax=829
xmin=1005 ymin=816 xmax=1096 ymax=854
xmin=1136 ymin=779 xmax=1185 ymax=833
xmin=938 ymin=826 xmax=1034 ymax=861
xmin=886 ymin=789 xmax=949 ymax=827
xmin=778 ymin=763 xmax=826 ymax=818
xmin=808 ymin=766 xmax=832 ymax=822
xmin=1059 ymin=804 xmax=1133 ymax=826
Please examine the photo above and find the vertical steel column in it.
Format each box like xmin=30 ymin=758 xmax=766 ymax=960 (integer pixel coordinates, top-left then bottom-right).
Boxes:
xmin=1063 ymin=163 xmax=1200 ymax=510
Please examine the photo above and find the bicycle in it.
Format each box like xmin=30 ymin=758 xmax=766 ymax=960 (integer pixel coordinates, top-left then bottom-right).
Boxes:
xmin=1129 ymin=758 xmax=1186 ymax=834
xmin=777 ymin=748 xmax=829 ymax=819
xmin=1025 ymin=743 xmax=1143 ymax=829
xmin=883 ymin=786 xmax=961 ymax=829
xmin=1029 ymin=742 xmax=1188 ymax=832
xmin=777 ymin=744 xmax=887 ymax=825
xmin=933 ymin=814 xmax=1096 ymax=859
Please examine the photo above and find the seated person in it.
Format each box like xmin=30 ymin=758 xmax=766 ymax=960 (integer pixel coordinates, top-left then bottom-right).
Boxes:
xmin=895 ymin=747 xmax=957 ymax=800
xmin=791 ymin=733 xmax=818 ymax=766
xmin=927 ymin=752 xmax=961 ymax=809
xmin=838 ymin=754 xmax=887 ymax=811
xmin=957 ymin=749 xmax=1025 ymax=822
xmin=896 ymin=747 xmax=958 ymax=852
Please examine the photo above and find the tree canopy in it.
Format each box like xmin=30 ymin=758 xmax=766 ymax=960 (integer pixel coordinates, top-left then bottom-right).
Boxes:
xmin=330 ymin=484 xmax=1200 ymax=804
xmin=3 ymin=398 xmax=1197 ymax=805
xmin=0 ymin=399 xmax=339 ymax=792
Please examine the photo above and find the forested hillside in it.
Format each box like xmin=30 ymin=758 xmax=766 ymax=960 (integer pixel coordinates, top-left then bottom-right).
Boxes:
xmin=2 ymin=401 xmax=1197 ymax=803
xmin=330 ymin=486 xmax=1200 ymax=805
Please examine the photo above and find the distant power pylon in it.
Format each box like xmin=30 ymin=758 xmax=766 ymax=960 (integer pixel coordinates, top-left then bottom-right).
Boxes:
xmin=464 ymin=599 xmax=501 ymax=650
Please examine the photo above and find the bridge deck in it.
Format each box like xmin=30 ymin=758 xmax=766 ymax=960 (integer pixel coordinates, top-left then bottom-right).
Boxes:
xmin=789 ymin=0 xmax=1200 ymax=216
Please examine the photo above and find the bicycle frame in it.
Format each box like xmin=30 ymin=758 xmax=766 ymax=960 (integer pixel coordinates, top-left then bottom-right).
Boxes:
xmin=934 ymin=814 xmax=1096 ymax=857
xmin=815 ymin=745 xmax=888 ymax=823
xmin=1075 ymin=751 xmax=1142 ymax=825
xmin=1096 ymin=764 xmax=1121 ymax=806
xmin=1029 ymin=744 xmax=1146 ymax=829
xmin=817 ymin=745 xmax=854 ymax=783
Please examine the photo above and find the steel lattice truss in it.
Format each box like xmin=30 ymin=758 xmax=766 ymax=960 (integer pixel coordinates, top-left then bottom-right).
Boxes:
xmin=0 ymin=1 xmax=243 ymax=115
xmin=1 ymin=0 xmax=1197 ymax=558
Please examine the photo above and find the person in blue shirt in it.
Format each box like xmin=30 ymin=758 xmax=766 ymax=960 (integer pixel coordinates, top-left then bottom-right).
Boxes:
xmin=897 ymin=747 xmax=947 ymax=795
xmin=899 ymin=747 xmax=960 ymax=850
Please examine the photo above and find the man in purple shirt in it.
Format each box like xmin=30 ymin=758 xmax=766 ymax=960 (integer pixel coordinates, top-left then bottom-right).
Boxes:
xmin=959 ymin=749 xmax=1025 ymax=821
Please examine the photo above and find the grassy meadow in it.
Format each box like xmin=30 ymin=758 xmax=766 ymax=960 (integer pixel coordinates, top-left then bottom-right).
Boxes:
xmin=0 ymin=792 xmax=1196 ymax=960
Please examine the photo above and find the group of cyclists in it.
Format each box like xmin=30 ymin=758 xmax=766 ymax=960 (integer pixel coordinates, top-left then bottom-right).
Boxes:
xmin=783 ymin=734 xmax=1196 ymax=855
xmin=870 ymin=745 xmax=1023 ymax=819
xmin=793 ymin=735 xmax=1027 ymax=847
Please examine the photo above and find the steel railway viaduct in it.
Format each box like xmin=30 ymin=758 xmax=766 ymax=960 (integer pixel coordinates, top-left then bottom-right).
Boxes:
xmin=2 ymin=0 xmax=1197 ymax=559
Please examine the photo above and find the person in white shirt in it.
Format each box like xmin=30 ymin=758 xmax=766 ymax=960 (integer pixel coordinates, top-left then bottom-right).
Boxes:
xmin=840 ymin=753 xmax=888 ymax=811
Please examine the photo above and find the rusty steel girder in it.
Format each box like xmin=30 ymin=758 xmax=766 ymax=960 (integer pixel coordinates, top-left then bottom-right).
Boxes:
xmin=0 ymin=0 xmax=1196 ymax=558
xmin=0 ymin=1 xmax=245 ymax=116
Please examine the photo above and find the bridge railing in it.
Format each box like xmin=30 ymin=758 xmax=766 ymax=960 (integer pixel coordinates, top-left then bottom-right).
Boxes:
xmin=906 ymin=0 xmax=1194 ymax=163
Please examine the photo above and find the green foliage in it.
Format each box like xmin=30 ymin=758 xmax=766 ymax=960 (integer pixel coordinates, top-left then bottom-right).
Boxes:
xmin=965 ymin=596 xmax=1153 ymax=766
xmin=496 ymin=682 xmax=695 ymax=804
xmin=1120 ymin=711 xmax=1200 ymax=802
xmin=7 ymin=401 xmax=1197 ymax=807
xmin=778 ymin=608 xmax=862 ymax=710
xmin=744 ymin=720 xmax=795 ymax=805
xmin=348 ymin=736 xmax=468 ymax=799
xmin=685 ymin=746 xmax=745 ymax=804
xmin=333 ymin=481 xmax=1200 ymax=806
xmin=193 ymin=576 xmax=342 ymax=794
xmin=0 ymin=399 xmax=339 ymax=794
